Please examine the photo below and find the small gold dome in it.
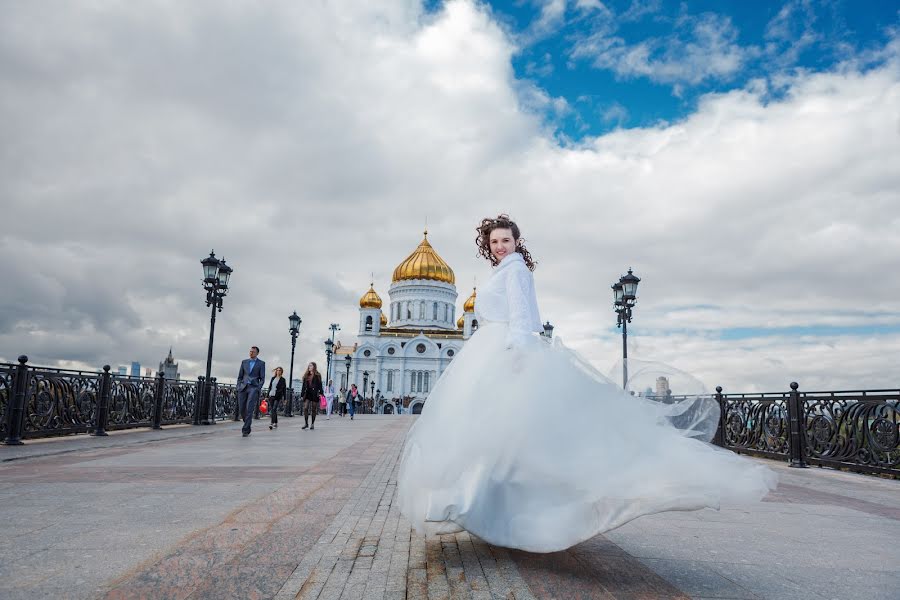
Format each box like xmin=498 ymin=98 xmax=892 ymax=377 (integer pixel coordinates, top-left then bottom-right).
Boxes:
xmin=463 ymin=287 xmax=476 ymax=313
xmin=392 ymin=230 xmax=455 ymax=285
xmin=457 ymin=314 xmax=465 ymax=329
xmin=380 ymin=311 xmax=387 ymax=326
xmin=359 ymin=283 xmax=382 ymax=309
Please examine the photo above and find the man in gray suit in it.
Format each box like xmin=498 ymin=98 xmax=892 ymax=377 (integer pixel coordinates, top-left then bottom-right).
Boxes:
xmin=237 ymin=346 xmax=265 ymax=437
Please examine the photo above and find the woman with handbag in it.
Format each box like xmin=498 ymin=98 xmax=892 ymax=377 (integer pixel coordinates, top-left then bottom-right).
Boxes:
xmin=345 ymin=383 xmax=359 ymax=420
xmin=324 ymin=379 xmax=336 ymax=419
xmin=300 ymin=362 xmax=324 ymax=430
xmin=267 ymin=367 xmax=286 ymax=430
xmin=338 ymin=387 xmax=346 ymax=417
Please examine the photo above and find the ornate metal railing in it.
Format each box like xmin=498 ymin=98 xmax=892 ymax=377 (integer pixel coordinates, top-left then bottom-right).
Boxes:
xmin=0 ymin=357 xmax=252 ymax=443
xmin=718 ymin=391 xmax=790 ymax=460
xmin=714 ymin=384 xmax=900 ymax=477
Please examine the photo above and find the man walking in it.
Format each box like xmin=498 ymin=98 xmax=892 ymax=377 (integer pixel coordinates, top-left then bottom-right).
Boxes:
xmin=237 ymin=346 xmax=265 ymax=437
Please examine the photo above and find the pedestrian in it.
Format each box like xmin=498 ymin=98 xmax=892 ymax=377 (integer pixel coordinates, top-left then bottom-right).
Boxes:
xmin=338 ymin=387 xmax=346 ymax=417
xmin=300 ymin=362 xmax=324 ymax=430
xmin=346 ymin=383 xmax=359 ymax=420
xmin=267 ymin=366 xmax=286 ymax=430
xmin=237 ymin=346 xmax=265 ymax=438
xmin=324 ymin=379 xmax=336 ymax=419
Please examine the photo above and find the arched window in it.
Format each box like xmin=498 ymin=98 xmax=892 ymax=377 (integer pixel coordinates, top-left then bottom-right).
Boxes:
xmin=419 ymin=302 xmax=425 ymax=319
xmin=387 ymin=371 xmax=394 ymax=392
xmin=365 ymin=315 xmax=373 ymax=331
xmin=424 ymin=372 xmax=430 ymax=392
xmin=406 ymin=303 xmax=412 ymax=319
xmin=433 ymin=302 xmax=438 ymax=320
xmin=472 ymin=319 xmax=478 ymax=331
xmin=443 ymin=304 xmax=448 ymax=321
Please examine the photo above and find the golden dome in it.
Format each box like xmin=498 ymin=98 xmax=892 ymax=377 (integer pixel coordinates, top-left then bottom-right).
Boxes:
xmin=359 ymin=283 xmax=382 ymax=309
xmin=463 ymin=287 xmax=476 ymax=313
xmin=456 ymin=314 xmax=465 ymax=329
xmin=392 ymin=230 xmax=455 ymax=284
xmin=380 ymin=311 xmax=387 ymax=326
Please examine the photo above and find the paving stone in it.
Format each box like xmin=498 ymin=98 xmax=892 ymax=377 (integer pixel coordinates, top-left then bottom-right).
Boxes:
xmin=4 ymin=416 xmax=899 ymax=600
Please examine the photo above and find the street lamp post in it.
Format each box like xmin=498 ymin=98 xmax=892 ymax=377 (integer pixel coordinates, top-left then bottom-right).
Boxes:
xmin=612 ymin=268 xmax=640 ymax=391
xmin=542 ymin=321 xmax=554 ymax=339
xmin=324 ymin=338 xmax=334 ymax=395
xmin=326 ymin=323 xmax=340 ymax=385
xmin=344 ymin=355 xmax=352 ymax=404
xmin=362 ymin=371 xmax=369 ymax=414
xmin=197 ymin=250 xmax=232 ymax=425
xmin=370 ymin=381 xmax=375 ymax=413
xmin=287 ymin=311 xmax=301 ymax=417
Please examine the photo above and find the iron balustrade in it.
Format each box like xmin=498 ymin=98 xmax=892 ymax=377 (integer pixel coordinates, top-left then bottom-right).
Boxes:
xmin=0 ymin=358 xmax=242 ymax=442
xmin=714 ymin=384 xmax=900 ymax=477
xmin=3 ymin=358 xmax=898 ymax=477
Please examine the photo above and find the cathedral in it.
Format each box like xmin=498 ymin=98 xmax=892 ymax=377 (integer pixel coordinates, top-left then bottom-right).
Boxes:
xmin=332 ymin=231 xmax=477 ymax=414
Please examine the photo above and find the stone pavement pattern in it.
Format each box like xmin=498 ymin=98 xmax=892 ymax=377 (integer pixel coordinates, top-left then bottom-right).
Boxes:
xmin=1 ymin=415 xmax=898 ymax=599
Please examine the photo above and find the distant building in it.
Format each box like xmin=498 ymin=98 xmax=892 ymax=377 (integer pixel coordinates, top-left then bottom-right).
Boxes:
xmin=117 ymin=366 xmax=128 ymax=376
xmin=159 ymin=348 xmax=180 ymax=380
xmin=130 ymin=362 xmax=141 ymax=377
xmin=656 ymin=376 xmax=671 ymax=398
xmin=145 ymin=368 xmax=153 ymax=377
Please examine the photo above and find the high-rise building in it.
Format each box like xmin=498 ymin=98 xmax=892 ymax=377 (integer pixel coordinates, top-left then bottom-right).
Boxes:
xmin=159 ymin=348 xmax=180 ymax=380
xmin=130 ymin=362 xmax=141 ymax=377
xmin=655 ymin=376 xmax=671 ymax=397
xmin=117 ymin=366 xmax=128 ymax=376
xmin=145 ymin=368 xmax=153 ymax=377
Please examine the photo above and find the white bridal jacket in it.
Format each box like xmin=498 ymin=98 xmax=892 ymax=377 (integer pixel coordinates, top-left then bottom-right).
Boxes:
xmin=475 ymin=252 xmax=543 ymax=348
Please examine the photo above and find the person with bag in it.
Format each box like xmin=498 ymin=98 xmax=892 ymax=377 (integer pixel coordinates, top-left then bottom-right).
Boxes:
xmin=338 ymin=387 xmax=346 ymax=417
xmin=300 ymin=362 xmax=324 ymax=430
xmin=267 ymin=366 xmax=286 ymax=430
xmin=323 ymin=379 xmax=336 ymax=419
xmin=346 ymin=383 xmax=359 ymax=420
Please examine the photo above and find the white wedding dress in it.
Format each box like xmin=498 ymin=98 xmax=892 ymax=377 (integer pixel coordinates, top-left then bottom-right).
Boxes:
xmin=396 ymin=252 xmax=777 ymax=553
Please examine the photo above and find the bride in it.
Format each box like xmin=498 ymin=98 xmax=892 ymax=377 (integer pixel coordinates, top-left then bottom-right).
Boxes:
xmin=396 ymin=214 xmax=777 ymax=553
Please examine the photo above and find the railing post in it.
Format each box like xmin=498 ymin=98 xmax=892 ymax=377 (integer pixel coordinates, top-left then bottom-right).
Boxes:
xmin=3 ymin=355 xmax=29 ymax=445
xmin=152 ymin=371 xmax=165 ymax=430
xmin=713 ymin=386 xmax=725 ymax=447
xmin=92 ymin=365 xmax=111 ymax=437
xmin=233 ymin=387 xmax=241 ymax=421
xmin=787 ymin=381 xmax=807 ymax=468
xmin=194 ymin=376 xmax=205 ymax=425
xmin=207 ymin=377 xmax=217 ymax=423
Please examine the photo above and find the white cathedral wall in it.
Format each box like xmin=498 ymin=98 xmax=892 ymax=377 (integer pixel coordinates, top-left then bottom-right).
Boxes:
xmin=387 ymin=279 xmax=458 ymax=331
xmin=350 ymin=336 xmax=464 ymax=401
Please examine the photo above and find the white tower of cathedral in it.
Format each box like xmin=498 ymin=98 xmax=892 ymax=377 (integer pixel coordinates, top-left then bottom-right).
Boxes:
xmin=336 ymin=230 xmax=476 ymax=414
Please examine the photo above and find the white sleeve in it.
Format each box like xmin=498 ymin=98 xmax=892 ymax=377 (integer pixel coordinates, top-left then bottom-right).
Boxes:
xmin=505 ymin=266 xmax=541 ymax=348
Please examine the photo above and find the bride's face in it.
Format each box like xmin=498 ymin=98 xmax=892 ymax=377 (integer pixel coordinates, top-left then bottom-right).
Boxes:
xmin=489 ymin=228 xmax=516 ymax=261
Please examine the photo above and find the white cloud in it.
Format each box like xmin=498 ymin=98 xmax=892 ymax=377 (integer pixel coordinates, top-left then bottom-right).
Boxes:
xmin=571 ymin=10 xmax=753 ymax=85
xmin=1 ymin=0 xmax=898 ymax=393
xmin=764 ymin=0 xmax=820 ymax=66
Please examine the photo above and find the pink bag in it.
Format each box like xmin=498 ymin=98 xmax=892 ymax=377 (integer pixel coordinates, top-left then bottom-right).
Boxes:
xmin=319 ymin=394 xmax=327 ymax=409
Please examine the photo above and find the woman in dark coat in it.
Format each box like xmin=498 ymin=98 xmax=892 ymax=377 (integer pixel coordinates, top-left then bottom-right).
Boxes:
xmin=267 ymin=367 xmax=287 ymax=430
xmin=300 ymin=362 xmax=324 ymax=430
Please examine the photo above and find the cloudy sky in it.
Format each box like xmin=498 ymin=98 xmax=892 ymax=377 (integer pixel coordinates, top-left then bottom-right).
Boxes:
xmin=2 ymin=0 xmax=898 ymax=393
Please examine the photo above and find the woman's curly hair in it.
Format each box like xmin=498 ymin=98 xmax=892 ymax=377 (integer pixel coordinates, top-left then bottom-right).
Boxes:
xmin=475 ymin=214 xmax=537 ymax=271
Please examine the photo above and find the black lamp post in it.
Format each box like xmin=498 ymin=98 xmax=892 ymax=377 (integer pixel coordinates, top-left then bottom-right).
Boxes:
xmin=344 ymin=354 xmax=352 ymax=399
xmin=324 ymin=339 xmax=334 ymax=393
xmin=370 ymin=380 xmax=375 ymax=413
xmin=362 ymin=371 xmax=369 ymax=413
xmin=197 ymin=250 xmax=232 ymax=425
xmin=612 ymin=268 xmax=640 ymax=391
xmin=286 ymin=311 xmax=301 ymax=417
xmin=542 ymin=321 xmax=554 ymax=339
xmin=326 ymin=323 xmax=340 ymax=386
